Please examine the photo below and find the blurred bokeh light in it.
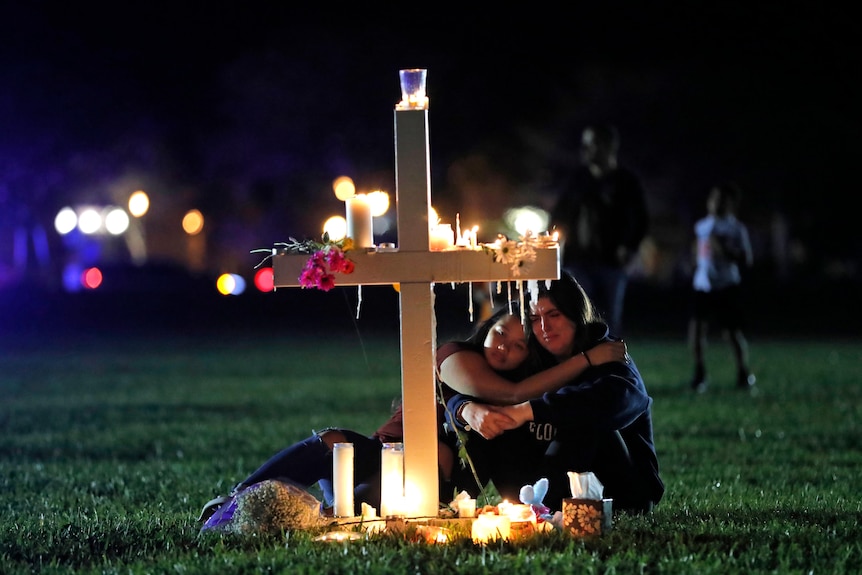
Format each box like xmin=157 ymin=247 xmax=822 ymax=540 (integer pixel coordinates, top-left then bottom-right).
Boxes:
xmin=323 ymin=216 xmax=347 ymax=241
xmin=504 ymin=206 xmax=549 ymax=237
xmin=216 ymin=273 xmax=246 ymax=295
xmin=333 ymin=176 xmax=355 ymax=201
xmin=54 ymin=207 xmax=78 ymax=235
xmin=182 ymin=209 xmax=205 ymax=235
xmin=367 ymin=190 xmax=390 ymax=217
xmin=128 ymin=191 xmax=150 ymax=217
xmin=77 ymin=208 xmax=102 ymax=234
xmin=82 ymin=267 xmax=103 ymax=289
xmin=254 ymin=267 xmax=274 ymax=292
xmin=104 ymin=208 xmax=130 ymax=235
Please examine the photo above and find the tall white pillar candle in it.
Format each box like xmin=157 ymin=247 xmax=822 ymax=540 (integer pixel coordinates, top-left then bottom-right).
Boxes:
xmin=380 ymin=442 xmax=405 ymax=517
xmin=333 ymin=442 xmax=354 ymax=517
xmin=346 ymin=195 xmax=374 ymax=247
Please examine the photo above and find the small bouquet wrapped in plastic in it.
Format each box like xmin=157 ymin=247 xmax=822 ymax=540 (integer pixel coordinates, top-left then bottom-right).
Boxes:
xmin=200 ymin=479 xmax=325 ymax=535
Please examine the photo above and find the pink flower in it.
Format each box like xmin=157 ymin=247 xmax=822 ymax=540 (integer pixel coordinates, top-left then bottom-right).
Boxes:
xmin=309 ymin=251 xmax=327 ymax=267
xmin=298 ymin=271 xmax=315 ymax=289
xmin=317 ymin=273 xmax=336 ymax=292
xmin=297 ymin=246 xmax=354 ymax=291
xmin=326 ymin=249 xmax=345 ymax=269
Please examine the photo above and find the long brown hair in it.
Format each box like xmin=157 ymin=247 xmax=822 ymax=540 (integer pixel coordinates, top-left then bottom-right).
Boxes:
xmin=532 ymin=272 xmax=606 ymax=359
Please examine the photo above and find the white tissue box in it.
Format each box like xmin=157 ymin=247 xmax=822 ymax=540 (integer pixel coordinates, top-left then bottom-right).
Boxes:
xmin=562 ymin=498 xmax=613 ymax=537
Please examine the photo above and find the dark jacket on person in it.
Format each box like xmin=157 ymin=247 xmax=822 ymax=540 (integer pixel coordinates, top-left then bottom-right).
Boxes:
xmin=447 ymin=323 xmax=664 ymax=513
xmin=551 ymin=166 xmax=649 ymax=268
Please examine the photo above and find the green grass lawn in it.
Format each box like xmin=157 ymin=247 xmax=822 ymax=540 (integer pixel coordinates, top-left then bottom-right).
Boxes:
xmin=1 ymin=325 xmax=860 ymax=574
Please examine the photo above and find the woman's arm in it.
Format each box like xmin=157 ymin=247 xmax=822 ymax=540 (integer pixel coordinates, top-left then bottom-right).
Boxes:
xmin=440 ymin=340 xmax=627 ymax=405
xmin=446 ymin=394 xmax=519 ymax=440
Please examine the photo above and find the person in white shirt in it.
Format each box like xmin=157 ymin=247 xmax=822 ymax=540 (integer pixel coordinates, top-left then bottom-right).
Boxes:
xmin=689 ymin=182 xmax=755 ymax=392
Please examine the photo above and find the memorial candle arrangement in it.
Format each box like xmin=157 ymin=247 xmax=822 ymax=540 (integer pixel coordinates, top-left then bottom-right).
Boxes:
xmin=332 ymin=442 xmax=354 ymax=517
xmin=266 ymin=67 xmax=562 ymax=525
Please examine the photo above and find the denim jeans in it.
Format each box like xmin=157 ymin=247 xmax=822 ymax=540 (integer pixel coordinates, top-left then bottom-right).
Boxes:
xmin=240 ymin=429 xmax=384 ymax=515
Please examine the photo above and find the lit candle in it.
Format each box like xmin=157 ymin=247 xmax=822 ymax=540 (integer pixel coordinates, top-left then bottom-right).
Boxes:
xmin=457 ymin=498 xmax=477 ymax=518
xmin=380 ymin=442 xmax=405 ymax=517
xmin=313 ymin=530 xmax=362 ymax=542
xmin=429 ymin=223 xmax=454 ymax=251
xmin=360 ymin=502 xmax=378 ymax=520
xmin=346 ymin=194 xmax=374 ymax=247
xmin=415 ymin=525 xmax=450 ymax=544
xmin=398 ymin=68 xmax=428 ymax=110
xmin=471 ymin=512 xmax=511 ymax=543
xmin=538 ymin=230 xmax=559 ymax=246
xmin=455 ymin=215 xmax=470 ymax=248
xmin=333 ymin=443 xmax=354 ymax=517
xmin=504 ymin=504 xmax=537 ymax=540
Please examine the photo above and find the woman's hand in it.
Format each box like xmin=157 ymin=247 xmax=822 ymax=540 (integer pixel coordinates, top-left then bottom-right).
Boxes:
xmin=496 ymin=402 xmax=534 ymax=428
xmin=587 ymin=340 xmax=628 ymax=365
xmin=461 ymin=402 xmax=518 ymax=440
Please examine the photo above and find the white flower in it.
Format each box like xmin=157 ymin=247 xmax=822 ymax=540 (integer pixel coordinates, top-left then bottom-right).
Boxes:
xmin=484 ymin=232 xmax=539 ymax=276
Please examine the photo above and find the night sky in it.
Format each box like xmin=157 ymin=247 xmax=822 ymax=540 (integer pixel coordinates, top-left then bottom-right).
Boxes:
xmin=1 ymin=2 xmax=857 ymax=285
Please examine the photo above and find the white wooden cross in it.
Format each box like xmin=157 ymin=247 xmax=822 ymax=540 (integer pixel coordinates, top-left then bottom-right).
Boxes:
xmin=272 ymin=99 xmax=559 ymax=518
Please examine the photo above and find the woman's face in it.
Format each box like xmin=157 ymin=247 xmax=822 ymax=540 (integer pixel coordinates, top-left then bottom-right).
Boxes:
xmin=530 ymin=296 xmax=577 ymax=358
xmin=483 ymin=314 xmax=529 ymax=371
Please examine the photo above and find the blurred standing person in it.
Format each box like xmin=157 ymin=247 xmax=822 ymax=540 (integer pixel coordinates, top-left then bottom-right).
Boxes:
xmin=549 ymin=124 xmax=649 ymax=336
xmin=688 ymin=182 xmax=755 ymax=392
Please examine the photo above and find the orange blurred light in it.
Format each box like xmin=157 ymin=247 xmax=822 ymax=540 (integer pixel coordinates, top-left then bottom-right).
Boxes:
xmin=333 ymin=176 xmax=356 ymax=201
xmin=183 ymin=209 xmax=204 ymax=235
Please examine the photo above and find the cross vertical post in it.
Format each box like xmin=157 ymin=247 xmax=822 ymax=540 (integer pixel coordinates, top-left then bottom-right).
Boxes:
xmin=393 ymin=108 xmax=439 ymax=517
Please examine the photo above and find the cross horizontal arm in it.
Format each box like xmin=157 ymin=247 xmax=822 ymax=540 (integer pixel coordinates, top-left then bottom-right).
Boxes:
xmin=272 ymin=246 xmax=560 ymax=287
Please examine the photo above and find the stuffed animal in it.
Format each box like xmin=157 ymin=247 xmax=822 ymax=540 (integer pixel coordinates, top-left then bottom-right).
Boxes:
xmin=519 ymin=478 xmax=551 ymax=519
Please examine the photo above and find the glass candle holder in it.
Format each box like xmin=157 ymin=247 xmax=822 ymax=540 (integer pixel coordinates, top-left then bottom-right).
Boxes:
xmin=398 ymin=68 xmax=428 ymax=110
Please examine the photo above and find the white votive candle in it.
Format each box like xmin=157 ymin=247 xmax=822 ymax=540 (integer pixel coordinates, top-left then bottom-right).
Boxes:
xmin=346 ymin=195 xmax=374 ymax=247
xmin=471 ymin=512 xmax=511 ymax=543
xmin=332 ymin=442 xmax=354 ymax=517
xmin=457 ymin=498 xmax=477 ymax=518
xmin=380 ymin=442 xmax=405 ymax=517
